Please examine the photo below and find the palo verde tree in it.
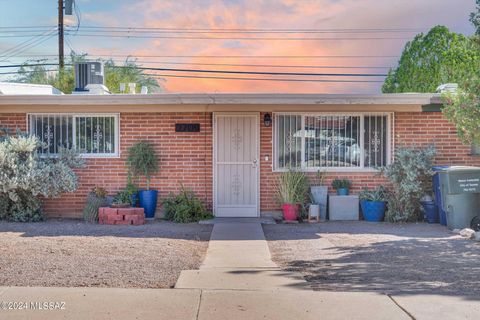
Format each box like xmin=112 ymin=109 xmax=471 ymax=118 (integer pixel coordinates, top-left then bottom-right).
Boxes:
xmin=14 ymin=53 xmax=162 ymax=94
xmin=382 ymin=26 xmax=480 ymax=93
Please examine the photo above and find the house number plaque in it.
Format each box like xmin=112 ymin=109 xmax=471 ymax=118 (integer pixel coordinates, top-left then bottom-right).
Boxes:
xmin=175 ymin=123 xmax=200 ymax=132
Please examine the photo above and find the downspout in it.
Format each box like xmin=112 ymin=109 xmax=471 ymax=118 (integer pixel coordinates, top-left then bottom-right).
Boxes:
xmin=392 ymin=112 xmax=395 ymax=162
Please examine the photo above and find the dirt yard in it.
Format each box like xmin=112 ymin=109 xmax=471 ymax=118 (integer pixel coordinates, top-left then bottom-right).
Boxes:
xmin=264 ymin=222 xmax=480 ymax=296
xmin=0 ymin=220 xmax=212 ymax=288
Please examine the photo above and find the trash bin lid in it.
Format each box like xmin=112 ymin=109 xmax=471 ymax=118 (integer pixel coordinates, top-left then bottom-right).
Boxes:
xmin=440 ymin=166 xmax=480 ymax=173
xmin=439 ymin=166 xmax=480 ymax=194
xmin=432 ymin=165 xmax=450 ymax=171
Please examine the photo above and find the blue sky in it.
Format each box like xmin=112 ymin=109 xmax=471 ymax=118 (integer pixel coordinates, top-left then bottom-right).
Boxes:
xmin=0 ymin=0 xmax=477 ymax=93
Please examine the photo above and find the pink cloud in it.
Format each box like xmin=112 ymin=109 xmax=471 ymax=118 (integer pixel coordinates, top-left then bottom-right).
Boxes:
xmin=68 ymin=0 xmax=476 ymax=93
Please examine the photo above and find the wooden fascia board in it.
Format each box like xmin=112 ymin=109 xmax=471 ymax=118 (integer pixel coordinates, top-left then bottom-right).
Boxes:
xmin=0 ymin=103 xmax=424 ymax=113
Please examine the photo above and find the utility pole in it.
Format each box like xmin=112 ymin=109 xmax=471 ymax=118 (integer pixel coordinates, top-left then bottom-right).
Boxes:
xmin=58 ymin=0 xmax=64 ymax=69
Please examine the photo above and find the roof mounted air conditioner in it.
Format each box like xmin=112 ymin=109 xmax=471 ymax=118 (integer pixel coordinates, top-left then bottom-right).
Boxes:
xmin=74 ymin=62 xmax=104 ymax=92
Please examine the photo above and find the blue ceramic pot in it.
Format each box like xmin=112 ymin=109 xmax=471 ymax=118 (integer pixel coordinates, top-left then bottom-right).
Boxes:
xmin=361 ymin=200 xmax=386 ymax=222
xmin=138 ymin=190 xmax=158 ymax=219
xmin=336 ymin=188 xmax=349 ymax=196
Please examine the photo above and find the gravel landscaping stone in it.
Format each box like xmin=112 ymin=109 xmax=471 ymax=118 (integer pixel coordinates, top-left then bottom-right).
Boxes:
xmin=0 ymin=219 xmax=212 ymax=288
xmin=264 ymin=222 xmax=480 ymax=296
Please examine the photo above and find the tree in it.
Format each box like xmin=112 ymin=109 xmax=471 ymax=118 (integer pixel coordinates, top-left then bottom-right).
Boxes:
xmin=471 ymin=0 xmax=480 ymax=35
xmin=382 ymin=26 xmax=480 ymax=93
xmin=14 ymin=53 xmax=162 ymax=94
xmin=442 ymin=77 xmax=480 ymax=147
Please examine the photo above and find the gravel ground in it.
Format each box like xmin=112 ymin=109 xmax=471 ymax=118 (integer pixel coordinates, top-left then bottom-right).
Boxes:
xmin=264 ymin=222 xmax=480 ymax=296
xmin=0 ymin=220 xmax=212 ymax=288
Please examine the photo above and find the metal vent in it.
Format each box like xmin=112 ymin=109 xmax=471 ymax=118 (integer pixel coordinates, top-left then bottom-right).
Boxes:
xmin=74 ymin=62 xmax=104 ymax=91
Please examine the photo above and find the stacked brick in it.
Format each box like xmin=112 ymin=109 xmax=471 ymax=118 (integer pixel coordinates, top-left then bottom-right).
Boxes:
xmin=98 ymin=207 xmax=145 ymax=225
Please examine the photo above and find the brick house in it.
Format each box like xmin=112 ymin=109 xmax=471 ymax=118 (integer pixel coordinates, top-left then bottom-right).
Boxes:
xmin=0 ymin=93 xmax=478 ymax=218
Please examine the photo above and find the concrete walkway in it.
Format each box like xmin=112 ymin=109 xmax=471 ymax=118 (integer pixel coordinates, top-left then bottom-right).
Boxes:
xmin=176 ymin=220 xmax=309 ymax=291
xmin=1 ymin=219 xmax=478 ymax=319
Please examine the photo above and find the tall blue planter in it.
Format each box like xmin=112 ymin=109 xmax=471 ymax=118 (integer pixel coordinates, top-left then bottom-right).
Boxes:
xmin=138 ymin=190 xmax=158 ymax=219
xmin=361 ymin=200 xmax=386 ymax=222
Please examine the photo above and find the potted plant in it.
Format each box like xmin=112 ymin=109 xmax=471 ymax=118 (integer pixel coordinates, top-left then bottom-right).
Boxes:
xmin=111 ymin=190 xmax=132 ymax=208
xmin=125 ymin=173 xmax=139 ymax=207
xmin=275 ymin=170 xmax=309 ymax=221
xmin=332 ymin=178 xmax=351 ymax=195
xmin=127 ymin=141 xmax=159 ymax=219
xmin=83 ymin=186 xmax=108 ymax=223
xmin=309 ymin=170 xmax=327 ymax=221
xmin=359 ymin=186 xmax=388 ymax=222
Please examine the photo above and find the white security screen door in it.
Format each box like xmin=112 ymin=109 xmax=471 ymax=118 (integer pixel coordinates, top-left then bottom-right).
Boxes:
xmin=214 ymin=113 xmax=259 ymax=217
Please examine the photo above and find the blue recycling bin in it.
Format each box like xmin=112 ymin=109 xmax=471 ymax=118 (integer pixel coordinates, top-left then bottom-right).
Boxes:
xmin=432 ymin=166 xmax=450 ymax=226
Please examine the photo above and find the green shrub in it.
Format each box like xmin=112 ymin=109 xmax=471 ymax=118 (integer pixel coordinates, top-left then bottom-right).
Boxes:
xmin=359 ymin=186 xmax=389 ymax=202
xmin=380 ymin=146 xmax=435 ymax=222
xmin=331 ymin=179 xmax=351 ymax=190
xmin=163 ymin=186 xmax=212 ymax=223
xmin=83 ymin=187 xmax=108 ymax=223
xmin=126 ymin=141 xmax=158 ymax=190
xmin=113 ymin=190 xmax=132 ymax=207
xmin=0 ymin=134 xmax=84 ymax=222
xmin=275 ymin=170 xmax=309 ymax=205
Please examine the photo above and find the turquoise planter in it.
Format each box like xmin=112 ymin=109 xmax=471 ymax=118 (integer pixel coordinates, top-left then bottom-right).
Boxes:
xmin=336 ymin=188 xmax=349 ymax=196
xmin=361 ymin=200 xmax=386 ymax=222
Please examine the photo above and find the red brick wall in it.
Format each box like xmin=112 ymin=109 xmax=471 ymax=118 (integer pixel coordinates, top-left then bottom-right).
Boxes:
xmin=259 ymin=111 xmax=480 ymax=212
xmin=1 ymin=113 xmax=213 ymax=218
xmin=394 ymin=112 xmax=480 ymax=166
xmin=0 ymin=113 xmax=26 ymax=135
xmin=2 ymin=110 xmax=479 ymax=217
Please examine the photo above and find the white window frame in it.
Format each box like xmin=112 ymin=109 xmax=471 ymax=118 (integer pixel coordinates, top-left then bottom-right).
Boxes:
xmin=27 ymin=113 xmax=120 ymax=158
xmin=273 ymin=112 xmax=392 ymax=172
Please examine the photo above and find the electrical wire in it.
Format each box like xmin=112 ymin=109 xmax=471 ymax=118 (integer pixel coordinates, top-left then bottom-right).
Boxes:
xmin=8 ymin=54 xmax=398 ymax=59
xmin=0 ymin=28 xmax=56 ymax=57
xmin=0 ymin=30 xmax=57 ymax=62
xmin=0 ymin=63 xmax=388 ymax=77
xmin=65 ymin=25 xmax=423 ymax=33
xmin=144 ymin=73 xmax=384 ymax=83
xmin=64 ymin=32 xmax=410 ymax=41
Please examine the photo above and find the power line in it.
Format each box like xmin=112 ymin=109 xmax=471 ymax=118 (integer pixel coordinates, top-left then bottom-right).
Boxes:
xmin=0 ymin=30 xmax=57 ymax=62
xmin=145 ymin=73 xmax=384 ymax=83
xmin=0 ymin=29 xmax=56 ymax=57
xmin=93 ymin=60 xmax=393 ymax=69
xmin=134 ymin=66 xmax=387 ymax=77
xmin=0 ymin=63 xmax=388 ymax=77
xmin=64 ymin=32 xmax=410 ymax=41
xmin=66 ymin=25 xmax=423 ymax=33
xmin=9 ymin=54 xmax=398 ymax=59
xmin=0 ymin=26 xmax=57 ymax=29
xmin=10 ymin=57 xmax=392 ymax=69
xmin=0 ymin=68 xmax=383 ymax=84
xmin=0 ymin=69 xmax=59 ymax=75
xmin=0 ymin=63 xmax=62 ymax=68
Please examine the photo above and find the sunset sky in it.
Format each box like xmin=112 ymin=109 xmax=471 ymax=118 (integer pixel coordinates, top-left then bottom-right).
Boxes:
xmin=0 ymin=0 xmax=477 ymax=93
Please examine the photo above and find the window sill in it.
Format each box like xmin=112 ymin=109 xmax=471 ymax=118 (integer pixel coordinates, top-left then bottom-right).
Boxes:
xmin=273 ymin=167 xmax=381 ymax=173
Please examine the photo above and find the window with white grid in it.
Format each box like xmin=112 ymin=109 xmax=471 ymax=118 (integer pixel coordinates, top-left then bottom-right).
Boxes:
xmin=28 ymin=114 xmax=119 ymax=157
xmin=275 ymin=113 xmax=390 ymax=171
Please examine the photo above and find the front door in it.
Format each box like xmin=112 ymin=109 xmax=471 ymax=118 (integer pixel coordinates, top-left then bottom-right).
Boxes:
xmin=214 ymin=113 xmax=259 ymax=217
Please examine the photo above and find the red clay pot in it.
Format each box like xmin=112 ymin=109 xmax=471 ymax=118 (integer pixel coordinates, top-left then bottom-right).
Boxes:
xmin=282 ymin=203 xmax=300 ymax=221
